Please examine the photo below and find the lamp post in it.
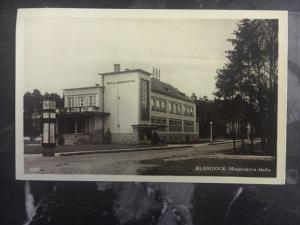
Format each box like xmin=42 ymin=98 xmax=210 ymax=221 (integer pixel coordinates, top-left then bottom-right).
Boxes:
xmin=42 ymin=98 xmax=56 ymax=156
xmin=210 ymin=121 xmax=213 ymax=144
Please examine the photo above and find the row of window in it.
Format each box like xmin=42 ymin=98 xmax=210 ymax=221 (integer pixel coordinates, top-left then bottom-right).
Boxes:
xmin=66 ymin=95 xmax=96 ymax=108
xmin=183 ymin=105 xmax=194 ymax=116
xmin=140 ymin=79 xmax=150 ymax=121
xmin=151 ymin=117 xmax=167 ymax=131
xmin=169 ymin=119 xmax=182 ymax=131
xmin=151 ymin=117 xmax=195 ymax=132
xmin=151 ymin=98 xmax=167 ymax=112
xmin=151 ymin=97 xmax=195 ymax=116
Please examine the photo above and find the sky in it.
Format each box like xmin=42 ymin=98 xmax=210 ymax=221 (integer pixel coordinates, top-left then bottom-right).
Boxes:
xmin=23 ymin=16 xmax=238 ymax=99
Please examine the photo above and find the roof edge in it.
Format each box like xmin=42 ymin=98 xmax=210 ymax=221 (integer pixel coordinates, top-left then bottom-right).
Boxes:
xmin=98 ymin=69 xmax=152 ymax=76
xmin=151 ymin=89 xmax=194 ymax=103
xmin=63 ymin=86 xmax=103 ymax=91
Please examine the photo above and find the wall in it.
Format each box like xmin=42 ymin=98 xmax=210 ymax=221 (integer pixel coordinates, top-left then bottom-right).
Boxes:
xmin=151 ymin=91 xmax=197 ymax=135
xmin=138 ymin=72 xmax=152 ymax=125
xmin=63 ymin=86 xmax=103 ymax=110
xmin=102 ymin=71 xmax=140 ymax=134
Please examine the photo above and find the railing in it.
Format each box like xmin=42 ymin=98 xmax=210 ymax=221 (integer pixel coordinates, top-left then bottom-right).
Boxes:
xmin=151 ymin=106 xmax=167 ymax=113
xmin=63 ymin=106 xmax=100 ymax=113
xmin=183 ymin=112 xmax=194 ymax=117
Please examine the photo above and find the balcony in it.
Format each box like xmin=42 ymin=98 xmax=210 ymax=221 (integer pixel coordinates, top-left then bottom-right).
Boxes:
xmin=151 ymin=106 xmax=167 ymax=113
xmin=65 ymin=106 xmax=100 ymax=113
xmin=183 ymin=111 xmax=194 ymax=117
xmin=57 ymin=106 xmax=110 ymax=118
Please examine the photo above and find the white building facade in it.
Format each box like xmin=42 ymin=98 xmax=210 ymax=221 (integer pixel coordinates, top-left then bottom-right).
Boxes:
xmin=59 ymin=65 xmax=198 ymax=144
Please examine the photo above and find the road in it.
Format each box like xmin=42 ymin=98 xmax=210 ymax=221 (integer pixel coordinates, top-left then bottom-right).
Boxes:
xmin=24 ymin=142 xmax=275 ymax=176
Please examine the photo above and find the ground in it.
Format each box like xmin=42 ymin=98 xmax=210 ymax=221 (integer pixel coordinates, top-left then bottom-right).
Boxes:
xmin=24 ymin=142 xmax=276 ymax=177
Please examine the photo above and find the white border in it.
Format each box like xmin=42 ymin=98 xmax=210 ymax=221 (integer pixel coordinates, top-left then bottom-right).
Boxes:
xmin=16 ymin=9 xmax=288 ymax=184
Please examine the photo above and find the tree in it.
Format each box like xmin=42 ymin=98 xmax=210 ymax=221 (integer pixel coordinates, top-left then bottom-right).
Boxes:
xmin=215 ymin=19 xmax=278 ymax=155
xmin=23 ymin=90 xmax=64 ymax=137
xmin=191 ymin=92 xmax=198 ymax=102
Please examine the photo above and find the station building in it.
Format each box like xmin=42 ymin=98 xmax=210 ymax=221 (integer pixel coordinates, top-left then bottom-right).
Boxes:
xmin=58 ymin=64 xmax=198 ymax=144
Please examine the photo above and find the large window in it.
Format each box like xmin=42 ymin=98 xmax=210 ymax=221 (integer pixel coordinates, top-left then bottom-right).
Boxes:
xmin=140 ymin=79 xmax=150 ymax=120
xmin=151 ymin=117 xmax=167 ymax=131
xmin=184 ymin=120 xmax=194 ymax=132
xmin=78 ymin=96 xmax=85 ymax=107
xmin=88 ymin=96 xmax=96 ymax=106
xmin=67 ymin=97 xmax=74 ymax=107
xmin=169 ymin=119 xmax=182 ymax=131
xmin=169 ymin=101 xmax=182 ymax=115
xmin=151 ymin=97 xmax=167 ymax=113
xmin=183 ymin=105 xmax=194 ymax=116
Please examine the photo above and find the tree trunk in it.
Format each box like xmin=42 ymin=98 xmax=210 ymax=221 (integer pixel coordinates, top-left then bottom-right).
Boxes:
xmin=232 ymin=121 xmax=236 ymax=154
xmin=260 ymin=115 xmax=266 ymax=152
xmin=250 ymin=122 xmax=254 ymax=154
xmin=241 ymin=121 xmax=246 ymax=153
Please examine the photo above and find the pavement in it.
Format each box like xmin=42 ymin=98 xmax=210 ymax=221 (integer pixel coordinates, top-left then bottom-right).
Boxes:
xmin=24 ymin=141 xmax=275 ymax=176
xmin=57 ymin=144 xmax=194 ymax=156
xmin=24 ymin=139 xmax=242 ymax=157
xmin=57 ymin=139 xmax=243 ymax=156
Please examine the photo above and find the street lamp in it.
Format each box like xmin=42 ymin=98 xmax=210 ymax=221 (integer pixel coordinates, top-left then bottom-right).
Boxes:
xmin=210 ymin=121 xmax=213 ymax=144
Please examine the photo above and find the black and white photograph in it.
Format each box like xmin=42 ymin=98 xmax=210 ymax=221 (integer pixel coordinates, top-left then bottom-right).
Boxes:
xmin=16 ymin=9 xmax=287 ymax=184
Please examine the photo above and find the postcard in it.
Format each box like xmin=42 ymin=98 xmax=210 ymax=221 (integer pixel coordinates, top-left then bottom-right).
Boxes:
xmin=16 ymin=9 xmax=287 ymax=184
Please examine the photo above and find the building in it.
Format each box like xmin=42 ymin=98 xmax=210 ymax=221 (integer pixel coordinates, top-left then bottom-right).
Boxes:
xmin=58 ymin=64 xmax=198 ymax=144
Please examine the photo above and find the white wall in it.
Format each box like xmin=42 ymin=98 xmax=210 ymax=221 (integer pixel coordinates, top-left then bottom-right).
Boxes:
xmin=103 ymin=71 xmax=141 ymax=134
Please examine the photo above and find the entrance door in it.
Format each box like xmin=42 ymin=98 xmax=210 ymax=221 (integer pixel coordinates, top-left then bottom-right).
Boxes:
xmin=138 ymin=128 xmax=152 ymax=141
xmin=77 ymin=118 xmax=86 ymax=133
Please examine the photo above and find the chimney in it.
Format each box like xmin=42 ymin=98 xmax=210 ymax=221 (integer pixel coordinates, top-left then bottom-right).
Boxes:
xmin=114 ymin=64 xmax=121 ymax=72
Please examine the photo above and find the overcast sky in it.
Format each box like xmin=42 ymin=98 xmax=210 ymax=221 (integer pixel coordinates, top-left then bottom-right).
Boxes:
xmin=23 ymin=16 xmax=238 ymax=98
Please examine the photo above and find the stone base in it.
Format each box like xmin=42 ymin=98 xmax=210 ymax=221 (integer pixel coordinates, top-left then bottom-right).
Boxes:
xmin=157 ymin=133 xmax=198 ymax=144
xmin=111 ymin=133 xmax=139 ymax=144
xmin=90 ymin=129 xmax=103 ymax=144
xmin=63 ymin=134 xmax=76 ymax=145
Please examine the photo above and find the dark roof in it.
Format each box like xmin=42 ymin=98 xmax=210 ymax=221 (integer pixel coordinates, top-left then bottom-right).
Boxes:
xmin=98 ymin=69 xmax=152 ymax=76
xmin=63 ymin=86 xmax=103 ymax=91
xmin=151 ymin=78 xmax=193 ymax=103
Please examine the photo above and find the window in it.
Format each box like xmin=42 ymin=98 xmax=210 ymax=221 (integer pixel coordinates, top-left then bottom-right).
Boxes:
xmin=190 ymin=107 xmax=194 ymax=116
xmin=169 ymin=119 xmax=182 ymax=131
xmin=67 ymin=97 xmax=74 ymax=107
xmin=161 ymin=101 xmax=166 ymax=112
xmin=169 ymin=103 xmax=174 ymax=113
xmin=151 ymin=97 xmax=167 ymax=113
xmin=169 ymin=102 xmax=182 ymax=115
xmin=140 ymin=79 xmax=150 ymax=121
xmin=89 ymin=96 xmax=96 ymax=106
xmin=151 ymin=98 xmax=155 ymax=110
xmin=184 ymin=120 xmax=194 ymax=132
xmin=78 ymin=96 xmax=85 ymax=107
xmin=184 ymin=105 xmax=194 ymax=116
xmin=151 ymin=117 xmax=167 ymax=131
xmin=155 ymin=99 xmax=160 ymax=110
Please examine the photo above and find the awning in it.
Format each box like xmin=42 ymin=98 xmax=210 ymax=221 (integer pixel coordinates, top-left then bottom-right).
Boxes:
xmin=57 ymin=107 xmax=110 ymax=117
xmin=131 ymin=124 xmax=168 ymax=130
xmin=58 ymin=111 xmax=110 ymax=118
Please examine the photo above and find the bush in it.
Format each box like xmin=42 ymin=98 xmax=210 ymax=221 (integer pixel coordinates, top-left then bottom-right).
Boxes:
xmin=151 ymin=132 xmax=160 ymax=145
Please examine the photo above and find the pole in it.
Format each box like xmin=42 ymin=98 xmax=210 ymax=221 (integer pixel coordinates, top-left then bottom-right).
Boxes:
xmin=102 ymin=75 xmax=105 ymax=143
xmin=210 ymin=121 xmax=213 ymax=144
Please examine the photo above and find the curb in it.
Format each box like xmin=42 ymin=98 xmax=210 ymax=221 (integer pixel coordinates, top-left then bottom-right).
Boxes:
xmin=209 ymin=140 xmax=242 ymax=145
xmin=57 ymin=145 xmax=193 ymax=156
